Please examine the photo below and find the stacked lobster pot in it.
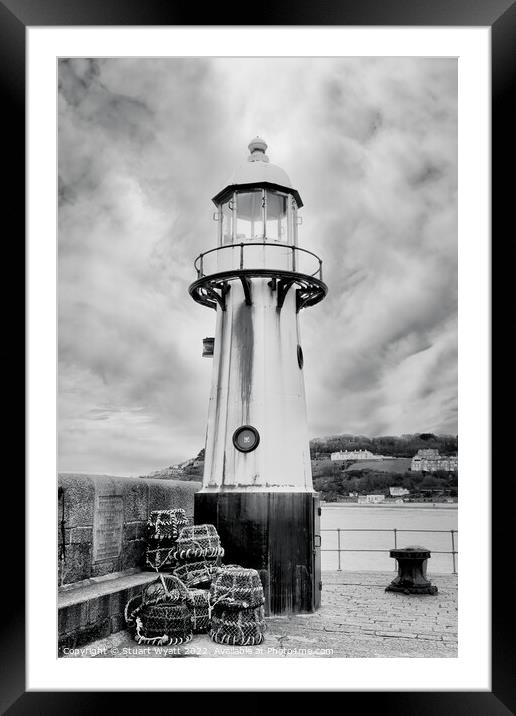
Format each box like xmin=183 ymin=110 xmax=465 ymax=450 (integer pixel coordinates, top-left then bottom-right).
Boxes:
xmin=145 ymin=509 xmax=189 ymax=572
xmin=172 ymin=524 xmax=225 ymax=633
xmin=124 ymin=574 xmax=194 ymax=646
xmin=187 ymin=588 xmax=211 ymax=634
xmin=127 ymin=521 xmax=269 ymax=645
xmin=208 ymin=566 xmax=266 ymax=646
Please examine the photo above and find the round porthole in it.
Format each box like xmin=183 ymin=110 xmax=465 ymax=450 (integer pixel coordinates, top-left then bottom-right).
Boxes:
xmin=297 ymin=344 xmax=304 ymax=369
xmin=233 ymin=425 xmax=260 ymax=453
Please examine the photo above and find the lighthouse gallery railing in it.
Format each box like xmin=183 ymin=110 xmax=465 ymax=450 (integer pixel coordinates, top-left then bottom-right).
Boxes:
xmin=194 ymin=241 xmax=323 ymax=281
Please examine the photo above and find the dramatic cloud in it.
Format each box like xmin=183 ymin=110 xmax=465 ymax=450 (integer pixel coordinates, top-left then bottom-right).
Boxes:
xmin=58 ymin=57 xmax=457 ymax=475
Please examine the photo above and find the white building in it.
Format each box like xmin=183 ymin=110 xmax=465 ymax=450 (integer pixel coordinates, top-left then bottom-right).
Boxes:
xmin=331 ymin=449 xmax=383 ymax=462
xmin=411 ymin=449 xmax=458 ymax=472
xmin=389 ymin=486 xmax=410 ymax=497
xmin=358 ymin=494 xmax=386 ymax=504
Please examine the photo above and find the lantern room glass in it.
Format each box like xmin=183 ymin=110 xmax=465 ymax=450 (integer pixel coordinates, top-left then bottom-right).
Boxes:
xmin=290 ymin=196 xmax=298 ymax=246
xmin=221 ymin=199 xmax=234 ymax=245
xmin=217 ymin=189 xmax=299 ymax=247
xmin=265 ymin=191 xmax=289 ymax=243
xmin=235 ymin=191 xmax=264 ymax=241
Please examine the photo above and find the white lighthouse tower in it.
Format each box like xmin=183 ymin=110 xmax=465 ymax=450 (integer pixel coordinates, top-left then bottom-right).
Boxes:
xmin=190 ymin=138 xmax=327 ymax=614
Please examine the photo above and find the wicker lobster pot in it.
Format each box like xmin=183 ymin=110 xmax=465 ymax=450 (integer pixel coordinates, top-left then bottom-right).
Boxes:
xmin=214 ymin=564 xmax=243 ymax=574
xmin=124 ymin=574 xmax=193 ymax=646
xmin=173 ymin=560 xmax=220 ymax=588
xmin=145 ymin=510 xmax=190 ymax=570
xmin=146 ymin=509 xmax=189 ymax=542
xmin=209 ymin=567 xmax=265 ymax=610
xmin=172 ymin=524 xmax=224 ymax=561
xmin=189 ymin=589 xmax=211 ymax=633
xmin=145 ymin=544 xmax=178 ymax=571
xmin=210 ymin=605 xmax=266 ymax=646
xmin=135 ymin=602 xmax=192 ymax=644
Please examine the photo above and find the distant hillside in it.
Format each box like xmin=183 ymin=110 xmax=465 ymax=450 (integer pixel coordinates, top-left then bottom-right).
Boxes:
xmin=140 ymin=434 xmax=458 ymax=490
xmin=343 ymin=457 xmax=412 ymax=473
xmin=139 ymin=449 xmax=204 ymax=481
xmin=310 ymin=433 xmax=457 ymax=459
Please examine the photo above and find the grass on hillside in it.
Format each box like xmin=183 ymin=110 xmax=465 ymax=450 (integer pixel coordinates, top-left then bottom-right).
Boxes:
xmin=312 ymin=457 xmax=412 ymax=477
xmin=343 ymin=458 xmax=412 ymax=473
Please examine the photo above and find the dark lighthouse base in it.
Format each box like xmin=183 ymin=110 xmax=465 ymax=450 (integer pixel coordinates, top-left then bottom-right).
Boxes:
xmin=195 ymin=491 xmax=321 ymax=615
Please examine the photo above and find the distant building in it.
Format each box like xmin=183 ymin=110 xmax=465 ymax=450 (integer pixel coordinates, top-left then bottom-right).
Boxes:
xmin=389 ymin=486 xmax=410 ymax=497
xmin=331 ymin=449 xmax=384 ymax=462
xmin=411 ymin=449 xmax=458 ymax=472
xmin=358 ymin=494 xmax=386 ymax=504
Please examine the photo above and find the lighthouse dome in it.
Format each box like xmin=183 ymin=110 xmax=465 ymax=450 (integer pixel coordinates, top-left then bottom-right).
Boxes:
xmin=212 ymin=137 xmax=302 ymax=207
xmin=228 ymin=137 xmax=293 ymax=187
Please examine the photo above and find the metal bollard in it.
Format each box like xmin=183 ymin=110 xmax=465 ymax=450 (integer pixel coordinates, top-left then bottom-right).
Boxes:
xmin=385 ymin=545 xmax=438 ymax=595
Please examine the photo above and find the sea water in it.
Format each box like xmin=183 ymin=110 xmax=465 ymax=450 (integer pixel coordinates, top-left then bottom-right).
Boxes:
xmin=320 ymin=503 xmax=458 ymax=573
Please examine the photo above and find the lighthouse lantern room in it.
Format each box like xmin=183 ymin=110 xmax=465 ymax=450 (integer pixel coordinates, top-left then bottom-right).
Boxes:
xmin=190 ymin=138 xmax=328 ymax=614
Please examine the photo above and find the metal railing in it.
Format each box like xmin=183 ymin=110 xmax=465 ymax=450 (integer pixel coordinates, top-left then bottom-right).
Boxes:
xmin=321 ymin=528 xmax=458 ymax=574
xmin=194 ymin=241 xmax=323 ymax=280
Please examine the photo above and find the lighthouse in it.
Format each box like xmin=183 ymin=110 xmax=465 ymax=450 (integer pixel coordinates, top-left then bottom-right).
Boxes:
xmin=190 ymin=138 xmax=327 ymax=614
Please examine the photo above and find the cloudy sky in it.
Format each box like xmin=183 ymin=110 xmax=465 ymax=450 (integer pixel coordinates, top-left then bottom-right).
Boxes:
xmin=58 ymin=57 xmax=457 ymax=476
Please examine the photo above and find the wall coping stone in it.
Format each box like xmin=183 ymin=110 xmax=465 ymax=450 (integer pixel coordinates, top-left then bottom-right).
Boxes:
xmin=59 ymin=569 xmax=158 ymax=608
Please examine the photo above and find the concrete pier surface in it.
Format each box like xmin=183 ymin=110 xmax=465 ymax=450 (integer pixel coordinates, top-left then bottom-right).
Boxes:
xmin=61 ymin=570 xmax=457 ymax=658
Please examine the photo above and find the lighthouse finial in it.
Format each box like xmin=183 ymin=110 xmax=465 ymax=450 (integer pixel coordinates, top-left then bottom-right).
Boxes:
xmin=248 ymin=136 xmax=269 ymax=163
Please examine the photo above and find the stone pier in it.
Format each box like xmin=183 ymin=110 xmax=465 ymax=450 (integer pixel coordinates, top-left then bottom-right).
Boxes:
xmin=61 ymin=570 xmax=458 ymax=658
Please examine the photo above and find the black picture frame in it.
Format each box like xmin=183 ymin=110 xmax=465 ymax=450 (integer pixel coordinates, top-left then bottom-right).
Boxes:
xmin=8 ymin=0 xmax=507 ymax=711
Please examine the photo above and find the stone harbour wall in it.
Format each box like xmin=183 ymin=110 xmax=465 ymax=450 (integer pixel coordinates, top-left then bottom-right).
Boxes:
xmin=58 ymin=473 xmax=199 ymax=586
xmin=58 ymin=571 xmax=159 ymax=653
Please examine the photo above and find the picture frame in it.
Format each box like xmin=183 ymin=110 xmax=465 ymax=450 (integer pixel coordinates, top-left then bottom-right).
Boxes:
xmin=8 ymin=0 xmax=506 ymax=709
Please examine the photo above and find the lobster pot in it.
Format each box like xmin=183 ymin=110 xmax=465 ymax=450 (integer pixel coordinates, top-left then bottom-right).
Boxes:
xmin=210 ymin=567 xmax=265 ymax=610
xmin=210 ymin=606 xmax=266 ymax=646
xmin=124 ymin=574 xmax=194 ymax=646
xmin=146 ymin=509 xmax=189 ymax=542
xmin=124 ymin=593 xmax=142 ymax=638
xmin=173 ymin=524 xmax=224 ymax=561
xmin=144 ymin=510 xmax=190 ymax=570
xmin=173 ymin=560 xmax=220 ymax=588
xmin=214 ymin=564 xmax=243 ymax=576
xmin=145 ymin=544 xmax=178 ymax=572
xmin=135 ymin=602 xmax=193 ymax=645
xmin=142 ymin=575 xmax=191 ymax=605
xmin=173 ymin=547 xmax=224 ymax=562
xmin=189 ymin=589 xmax=211 ymax=633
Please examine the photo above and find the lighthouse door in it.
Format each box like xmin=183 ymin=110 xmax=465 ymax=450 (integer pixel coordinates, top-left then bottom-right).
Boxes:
xmin=313 ymin=495 xmax=322 ymax=609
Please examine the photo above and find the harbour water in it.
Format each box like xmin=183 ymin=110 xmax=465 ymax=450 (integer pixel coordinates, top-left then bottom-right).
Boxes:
xmin=320 ymin=503 xmax=458 ymax=573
